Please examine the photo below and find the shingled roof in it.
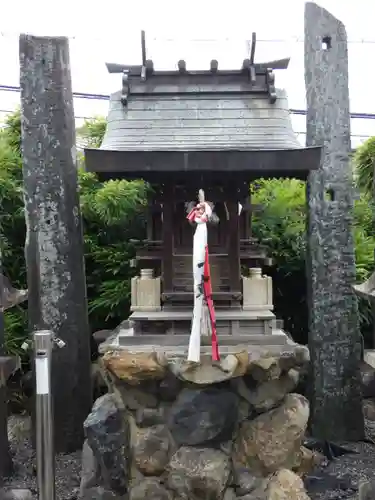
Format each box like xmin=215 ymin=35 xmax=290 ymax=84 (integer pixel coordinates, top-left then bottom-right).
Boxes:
xmin=85 ymin=51 xmax=321 ymax=179
xmin=100 ymin=86 xmax=301 ymax=152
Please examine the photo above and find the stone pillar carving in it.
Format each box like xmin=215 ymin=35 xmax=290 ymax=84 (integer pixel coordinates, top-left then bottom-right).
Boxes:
xmin=242 ymin=268 xmax=273 ymax=311
xmin=305 ymin=2 xmax=364 ymax=440
xmin=20 ymin=34 xmax=92 ymax=452
xmin=131 ymin=269 xmax=161 ymax=312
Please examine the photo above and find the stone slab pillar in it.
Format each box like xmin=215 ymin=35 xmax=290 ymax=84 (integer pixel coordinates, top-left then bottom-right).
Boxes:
xmin=242 ymin=268 xmax=273 ymax=311
xmin=131 ymin=269 xmax=161 ymax=312
xmin=304 ymin=3 xmax=364 ymax=440
xmin=19 ymin=35 xmax=92 ymax=452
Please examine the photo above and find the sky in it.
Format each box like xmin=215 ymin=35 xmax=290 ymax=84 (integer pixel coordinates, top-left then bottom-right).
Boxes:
xmin=0 ymin=0 xmax=375 ymax=147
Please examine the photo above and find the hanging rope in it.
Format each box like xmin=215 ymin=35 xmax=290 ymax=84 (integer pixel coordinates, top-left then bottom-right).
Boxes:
xmin=186 ymin=190 xmax=220 ymax=362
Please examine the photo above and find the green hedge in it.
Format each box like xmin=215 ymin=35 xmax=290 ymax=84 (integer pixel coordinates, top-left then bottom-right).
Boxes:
xmin=1 ymin=111 xmax=375 ymax=355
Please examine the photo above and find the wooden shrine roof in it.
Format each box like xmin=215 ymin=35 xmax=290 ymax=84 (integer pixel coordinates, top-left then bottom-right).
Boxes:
xmin=85 ymin=62 xmax=322 ymax=180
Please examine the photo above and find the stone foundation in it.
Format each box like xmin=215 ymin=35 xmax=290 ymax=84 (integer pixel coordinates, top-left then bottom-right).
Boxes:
xmin=80 ymin=345 xmax=321 ymax=499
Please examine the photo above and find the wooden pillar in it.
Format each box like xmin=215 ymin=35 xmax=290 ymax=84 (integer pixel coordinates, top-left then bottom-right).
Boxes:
xmin=146 ymin=191 xmax=155 ymax=242
xmin=162 ymin=184 xmax=174 ymax=296
xmin=227 ymin=197 xmax=241 ymax=302
xmin=242 ymin=194 xmax=252 ymax=239
xmin=20 ymin=35 xmax=92 ymax=452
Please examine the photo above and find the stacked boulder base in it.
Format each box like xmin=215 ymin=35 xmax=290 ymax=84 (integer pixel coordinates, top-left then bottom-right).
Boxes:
xmin=80 ymin=346 xmax=321 ymax=499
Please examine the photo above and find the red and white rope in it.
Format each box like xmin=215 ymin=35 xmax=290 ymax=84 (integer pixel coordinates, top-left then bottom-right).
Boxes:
xmin=186 ymin=190 xmax=220 ymax=362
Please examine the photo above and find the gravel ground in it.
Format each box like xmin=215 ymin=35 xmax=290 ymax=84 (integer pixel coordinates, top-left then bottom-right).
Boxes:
xmin=4 ymin=415 xmax=375 ymax=500
xmin=4 ymin=415 xmax=82 ymax=500
xmin=305 ymin=441 xmax=375 ymax=500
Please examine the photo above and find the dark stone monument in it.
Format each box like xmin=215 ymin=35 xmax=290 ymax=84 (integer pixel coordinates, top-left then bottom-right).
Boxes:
xmin=304 ymin=2 xmax=364 ymax=440
xmin=19 ymin=35 xmax=92 ymax=452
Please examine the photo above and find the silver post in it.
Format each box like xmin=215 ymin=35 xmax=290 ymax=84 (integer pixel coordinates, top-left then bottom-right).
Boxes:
xmin=34 ymin=330 xmax=54 ymax=500
xmin=27 ymin=330 xmax=66 ymax=500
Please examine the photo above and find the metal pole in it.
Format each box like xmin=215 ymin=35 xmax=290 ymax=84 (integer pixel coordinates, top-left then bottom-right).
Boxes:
xmin=33 ymin=330 xmax=55 ymax=500
xmin=22 ymin=331 xmax=65 ymax=500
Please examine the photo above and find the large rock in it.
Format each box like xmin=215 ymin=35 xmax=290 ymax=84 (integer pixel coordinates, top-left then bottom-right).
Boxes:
xmin=129 ymin=479 xmax=173 ymax=500
xmin=240 ymin=469 xmax=311 ymax=500
xmin=80 ymin=440 xmax=100 ymax=495
xmin=84 ymin=394 xmax=130 ymax=496
xmin=360 ymin=361 xmax=375 ymax=398
xmin=247 ymin=357 xmax=281 ymax=382
xmin=249 ymin=370 xmax=299 ymax=412
xmin=135 ymin=407 xmax=165 ymax=427
xmin=232 ymin=370 xmax=299 ymax=413
xmin=264 ymin=469 xmax=311 ymax=500
xmin=363 ymin=399 xmax=375 ymax=421
xmin=169 ymin=351 xmax=249 ymax=384
xmin=166 ymin=348 xmax=309 ymax=386
xmin=359 ymin=480 xmax=375 ymax=500
xmin=233 ymin=393 xmax=309 ymax=473
xmin=80 ymin=487 xmax=118 ymax=499
xmin=232 ymin=465 xmax=263 ymax=496
xmin=158 ymin=371 xmax=182 ymax=401
xmin=0 ymin=490 xmax=33 ymax=500
xmin=168 ymin=387 xmax=238 ymax=445
xmin=223 ymin=489 xmax=237 ymax=500
xmin=167 ymin=446 xmax=231 ymax=499
xmin=103 ymin=351 xmax=167 ymax=384
xmin=293 ymin=446 xmax=325 ymax=477
xmin=133 ymin=424 xmax=173 ymax=475
xmin=115 ymin=383 xmax=158 ymax=410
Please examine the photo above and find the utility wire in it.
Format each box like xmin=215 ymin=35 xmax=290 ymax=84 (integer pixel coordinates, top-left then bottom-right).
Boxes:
xmin=2 ymin=31 xmax=375 ymax=44
xmin=0 ymin=84 xmax=374 ymax=121
xmin=0 ymin=108 xmax=371 ymax=141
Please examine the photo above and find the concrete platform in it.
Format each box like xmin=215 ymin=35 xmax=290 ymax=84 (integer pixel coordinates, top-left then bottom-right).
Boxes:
xmin=119 ymin=332 xmax=287 ymax=347
xmin=99 ymin=328 xmax=290 ymax=354
xmin=130 ymin=309 xmax=275 ymax=321
xmin=364 ymin=349 xmax=375 ymax=369
xmin=129 ymin=308 xmax=276 ymax=336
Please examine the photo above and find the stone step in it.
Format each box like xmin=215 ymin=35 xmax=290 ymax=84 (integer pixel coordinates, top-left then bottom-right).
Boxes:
xmin=118 ymin=332 xmax=288 ymax=347
xmin=0 ymin=356 xmax=21 ymax=381
xmin=99 ymin=331 xmax=306 ymax=355
xmin=364 ymin=349 xmax=375 ymax=369
xmin=130 ymin=309 xmax=275 ymax=322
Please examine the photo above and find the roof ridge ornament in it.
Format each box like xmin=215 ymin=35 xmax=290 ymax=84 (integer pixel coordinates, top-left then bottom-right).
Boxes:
xmin=106 ymin=31 xmax=291 ymax=106
xmin=245 ymin=32 xmax=276 ymax=103
xmin=141 ymin=30 xmax=147 ymax=80
xmin=266 ymin=69 xmax=277 ymax=104
xmin=121 ymin=71 xmax=129 ymax=106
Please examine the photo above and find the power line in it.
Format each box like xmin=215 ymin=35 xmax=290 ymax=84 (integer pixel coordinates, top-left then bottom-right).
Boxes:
xmin=0 ymin=109 xmax=91 ymax=121
xmin=2 ymin=31 xmax=375 ymax=45
xmin=0 ymin=108 xmax=371 ymax=142
xmin=0 ymin=84 xmax=374 ymax=121
xmin=0 ymin=84 xmax=108 ymax=101
xmin=152 ymin=37 xmax=375 ymax=45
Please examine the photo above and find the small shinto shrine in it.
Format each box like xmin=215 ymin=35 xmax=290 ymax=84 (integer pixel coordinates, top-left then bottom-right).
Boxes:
xmin=85 ymin=33 xmax=321 ymax=348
